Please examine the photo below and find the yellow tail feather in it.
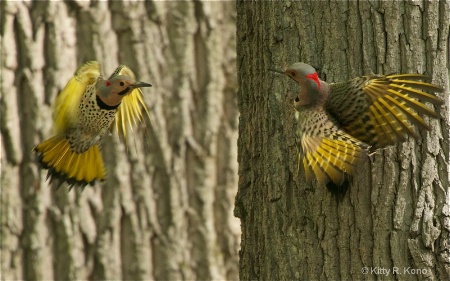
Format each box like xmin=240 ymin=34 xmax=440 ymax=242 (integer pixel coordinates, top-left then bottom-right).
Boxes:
xmin=34 ymin=135 xmax=105 ymax=188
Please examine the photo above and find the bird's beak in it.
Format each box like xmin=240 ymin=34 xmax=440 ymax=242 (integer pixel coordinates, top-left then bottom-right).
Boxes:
xmin=268 ymin=68 xmax=286 ymax=75
xmin=129 ymin=82 xmax=152 ymax=89
xmin=268 ymin=68 xmax=298 ymax=84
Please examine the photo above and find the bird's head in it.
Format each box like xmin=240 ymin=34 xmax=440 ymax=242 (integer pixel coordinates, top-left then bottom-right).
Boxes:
xmin=270 ymin=62 xmax=325 ymax=108
xmin=285 ymin=63 xmax=321 ymax=91
xmin=96 ymin=75 xmax=152 ymax=108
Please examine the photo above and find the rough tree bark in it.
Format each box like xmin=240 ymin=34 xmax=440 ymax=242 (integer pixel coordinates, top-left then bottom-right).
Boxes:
xmin=1 ymin=1 xmax=239 ymax=280
xmin=236 ymin=1 xmax=449 ymax=280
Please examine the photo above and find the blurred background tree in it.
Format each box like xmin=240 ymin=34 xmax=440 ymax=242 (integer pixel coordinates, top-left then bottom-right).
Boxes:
xmin=236 ymin=1 xmax=449 ymax=280
xmin=1 ymin=1 xmax=239 ymax=280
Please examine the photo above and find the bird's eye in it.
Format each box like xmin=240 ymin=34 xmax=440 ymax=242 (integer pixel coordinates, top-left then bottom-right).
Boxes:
xmin=290 ymin=72 xmax=295 ymax=76
xmin=119 ymin=82 xmax=125 ymax=86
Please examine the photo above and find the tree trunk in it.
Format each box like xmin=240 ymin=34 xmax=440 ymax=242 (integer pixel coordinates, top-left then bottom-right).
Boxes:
xmin=236 ymin=1 xmax=449 ymax=280
xmin=1 ymin=1 xmax=239 ymax=280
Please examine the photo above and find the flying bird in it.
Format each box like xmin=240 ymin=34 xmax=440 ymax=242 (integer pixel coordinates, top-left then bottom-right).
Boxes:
xmin=34 ymin=61 xmax=152 ymax=188
xmin=271 ymin=62 xmax=444 ymax=193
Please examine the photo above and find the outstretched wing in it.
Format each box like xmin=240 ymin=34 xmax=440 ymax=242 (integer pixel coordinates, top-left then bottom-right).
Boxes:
xmin=53 ymin=61 xmax=101 ymax=134
xmin=297 ymin=110 xmax=369 ymax=186
xmin=327 ymin=74 xmax=444 ymax=149
xmin=110 ymin=65 xmax=150 ymax=142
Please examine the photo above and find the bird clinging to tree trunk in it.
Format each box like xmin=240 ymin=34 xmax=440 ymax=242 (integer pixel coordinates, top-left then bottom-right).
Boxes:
xmin=34 ymin=61 xmax=152 ymax=189
xmin=271 ymin=62 xmax=444 ymax=193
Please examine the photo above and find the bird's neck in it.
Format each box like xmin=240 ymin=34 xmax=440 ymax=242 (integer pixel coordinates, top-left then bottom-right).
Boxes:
xmin=96 ymin=89 xmax=123 ymax=109
xmin=296 ymin=80 xmax=328 ymax=109
xmin=96 ymin=94 xmax=120 ymax=110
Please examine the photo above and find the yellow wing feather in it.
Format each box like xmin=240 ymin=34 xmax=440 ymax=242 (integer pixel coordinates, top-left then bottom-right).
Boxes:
xmin=111 ymin=65 xmax=150 ymax=142
xmin=53 ymin=61 xmax=101 ymax=134
xmin=361 ymin=75 xmax=443 ymax=147
xmin=300 ymin=134 xmax=368 ymax=186
xmin=329 ymin=74 xmax=443 ymax=149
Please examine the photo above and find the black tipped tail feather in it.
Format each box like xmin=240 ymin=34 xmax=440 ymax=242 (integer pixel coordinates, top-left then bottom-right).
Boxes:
xmin=33 ymin=135 xmax=105 ymax=189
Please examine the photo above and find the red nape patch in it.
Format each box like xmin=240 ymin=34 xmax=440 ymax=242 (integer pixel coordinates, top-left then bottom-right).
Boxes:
xmin=106 ymin=81 xmax=111 ymax=86
xmin=306 ymin=72 xmax=321 ymax=90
